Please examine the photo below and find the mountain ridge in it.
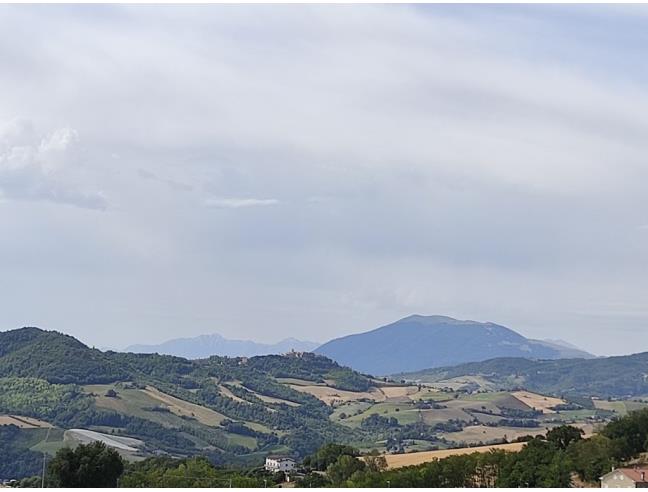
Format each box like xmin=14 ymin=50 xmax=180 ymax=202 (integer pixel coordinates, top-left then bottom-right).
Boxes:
xmin=124 ymin=333 xmax=319 ymax=359
xmin=315 ymin=314 xmax=594 ymax=375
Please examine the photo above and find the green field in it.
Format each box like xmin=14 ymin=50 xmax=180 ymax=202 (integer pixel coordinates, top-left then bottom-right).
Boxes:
xmin=343 ymin=402 xmax=421 ymax=426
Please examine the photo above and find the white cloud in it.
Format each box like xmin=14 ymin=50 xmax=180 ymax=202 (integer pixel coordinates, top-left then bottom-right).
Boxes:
xmin=204 ymin=197 xmax=279 ymax=209
xmin=0 ymin=120 xmax=106 ymax=209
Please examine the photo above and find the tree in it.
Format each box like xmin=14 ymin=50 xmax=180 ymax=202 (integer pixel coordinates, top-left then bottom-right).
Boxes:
xmin=302 ymin=443 xmax=358 ymax=471
xmin=497 ymin=438 xmax=571 ymax=487
xmin=326 ymin=455 xmax=366 ymax=485
xmin=296 ymin=472 xmax=330 ymax=488
xmin=546 ymin=425 xmax=584 ymax=450
xmin=47 ymin=442 xmax=124 ymax=488
xmin=364 ymin=450 xmax=388 ymax=473
xmin=568 ymin=435 xmax=619 ymax=483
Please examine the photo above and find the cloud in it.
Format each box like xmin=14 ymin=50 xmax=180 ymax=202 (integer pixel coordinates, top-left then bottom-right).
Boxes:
xmin=137 ymin=168 xmax=193 ymax=192
xmin=0 ymin=120 xmax=106 ymax=209
xmin=0 ymin=5 xmax=647 ymax=354
xmin=204 ymin=197 xmax=279 ymax=209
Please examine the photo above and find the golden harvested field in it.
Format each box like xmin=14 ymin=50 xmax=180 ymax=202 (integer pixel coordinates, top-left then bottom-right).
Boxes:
xmin=381 ymin=442 xmax=525 ymax=469
xmin=511 ymin=391 xmax=565 ymax=413
xmin=142 ymin=386 xmax=227 ymax=426
xmin=289 ymin=384 xmax=386 ymax=405
xmin=379 ymin=386 xmax=420 ymax=400
xmin=218 ymin=385 xmax=250 ymax=404
xmin=0 ymin=415 xmax=53 ymax=428
xmin=443 ymin=425 xmax=546 ymax=445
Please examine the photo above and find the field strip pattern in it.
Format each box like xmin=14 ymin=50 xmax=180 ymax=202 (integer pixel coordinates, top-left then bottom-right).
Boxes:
xmin=380 ymin=442 xmax=525 ymax=469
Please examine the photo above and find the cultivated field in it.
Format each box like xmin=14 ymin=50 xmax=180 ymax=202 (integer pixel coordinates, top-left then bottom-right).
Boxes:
xmin=443 ymin=424 xmax=546 ymax=445
xmin=379 ymin=386 xmax=420 ymax=400
xmin=593 ymin=399 xmax=648 ymax=416
xmin=380 ymin=442 xmax=526 ymax=469
xmin=218 ymin=384 xmax=250 ymax=404
xmin=66 ymin=428 xmax=144 ymax=452
xmin=84 ymin=383 xmax=227 ymax=427
xmin=0 ymin=414 xmax=53 ymax=429
xmin=289 ymin=384 xmax=386 ymax=405
xmin=234 ymin=384 xmax=301 ymax=407
xmin=511 ymin=391 xmax=565 ymax=413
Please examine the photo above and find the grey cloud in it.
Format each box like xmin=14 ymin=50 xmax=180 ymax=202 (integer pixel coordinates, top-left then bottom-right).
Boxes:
xmin=0 ymin=5 xmax=646 ymax=355
xmin=0 ymin=120 xmax=107 ymax=209
xmin=204 ymin=197 xmax=279 ymax=209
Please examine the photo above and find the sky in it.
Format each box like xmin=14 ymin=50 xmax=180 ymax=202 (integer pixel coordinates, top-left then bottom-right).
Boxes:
xmin=1 ymin=5 xmax=647 ymax=355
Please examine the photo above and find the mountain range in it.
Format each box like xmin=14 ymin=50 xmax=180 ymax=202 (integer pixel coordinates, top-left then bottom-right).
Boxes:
xmin=125 ymin=334 xmax=319 ymax=359
xmin=315 ymin=315 xmax=594 ymax=375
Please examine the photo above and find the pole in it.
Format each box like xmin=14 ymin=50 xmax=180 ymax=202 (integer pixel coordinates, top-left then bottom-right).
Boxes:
xmin=41 ymin=427 xmax=51 ymax=488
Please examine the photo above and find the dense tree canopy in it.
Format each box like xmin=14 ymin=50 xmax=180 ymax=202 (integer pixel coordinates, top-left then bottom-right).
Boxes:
xmin=47 ymin=442 xmax=124 ymax=488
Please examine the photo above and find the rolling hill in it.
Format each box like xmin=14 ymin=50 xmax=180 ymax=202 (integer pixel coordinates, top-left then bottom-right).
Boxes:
xmin=0 ymin=326 xmax=376 ymax=476
xmin=397 ymin=352 xmax=648 ymax=398
xmin=125 ymin=333 xmax=318 ymax=359
xmin=315 ymin=315 xmax=593 ymax=375
xmin=1 ymin=325 xmax=641 ymax=482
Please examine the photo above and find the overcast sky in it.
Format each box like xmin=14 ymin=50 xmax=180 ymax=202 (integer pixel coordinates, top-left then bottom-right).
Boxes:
xmin=1 ymin=5 xmax=647 ymax=355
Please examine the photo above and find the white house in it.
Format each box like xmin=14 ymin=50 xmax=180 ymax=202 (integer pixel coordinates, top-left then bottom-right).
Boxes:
xmin=264 ymin=456 xmax=296 ymax=473
xmin=601 ymin=467 xmax=648 ymax=488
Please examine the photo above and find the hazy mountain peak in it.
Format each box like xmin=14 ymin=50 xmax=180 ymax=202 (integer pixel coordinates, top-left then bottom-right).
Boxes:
xmin=124 ymin=333 xmax=319 ymax=359
xmin=315 ymin=314 xmax=594 ymax=375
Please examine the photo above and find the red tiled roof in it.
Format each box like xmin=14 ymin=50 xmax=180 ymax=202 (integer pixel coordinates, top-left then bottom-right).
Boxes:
xmin=617 ymin=468 xmax=648 ymax=483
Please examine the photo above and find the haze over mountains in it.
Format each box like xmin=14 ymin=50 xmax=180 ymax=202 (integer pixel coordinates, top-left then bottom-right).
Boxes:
xmin=125 ymin=334 xmax=319 ymax=359
xmin=119 ymin=315 xmax=594 ymax=375
xmin=315 ymin=315 xmax=593 ymax=375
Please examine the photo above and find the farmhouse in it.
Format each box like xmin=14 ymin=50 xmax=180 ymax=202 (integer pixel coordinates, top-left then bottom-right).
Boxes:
xmin=264 ymin=456 xmax=296 ymax=473
xmin=601 ymin=467 xmax=648 ymax=488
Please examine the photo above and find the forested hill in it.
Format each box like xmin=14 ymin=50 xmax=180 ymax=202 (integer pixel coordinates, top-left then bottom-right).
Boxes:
xmin=398 ymin=352 xmax=648 ymax=398
xmin=0 ymin=327 xmax=371 ymax=390
xmin=0 ymin=327 xmax=129 ymax=384
xmin=0 ymin=327 xmax=376 ymax=471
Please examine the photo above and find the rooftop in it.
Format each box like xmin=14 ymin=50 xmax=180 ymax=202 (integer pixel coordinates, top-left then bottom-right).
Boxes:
xmin=605 ymin=467 xmax=648 ymax=483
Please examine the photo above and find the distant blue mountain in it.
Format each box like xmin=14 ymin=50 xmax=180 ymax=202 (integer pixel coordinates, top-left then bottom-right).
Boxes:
xmin=125 ymin=333 xmax=319 ymax=359
xmin=315 ymin=315 xmax=593 ymax=376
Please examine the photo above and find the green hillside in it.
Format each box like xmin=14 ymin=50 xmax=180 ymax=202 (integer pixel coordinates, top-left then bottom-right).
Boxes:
xmin=398 ymin=353 xmax=648 ymax=398
xmin=0 ymin=327 xmax=377 ymax=478
xmin=2 ymin=327 xmax=643 ymax=481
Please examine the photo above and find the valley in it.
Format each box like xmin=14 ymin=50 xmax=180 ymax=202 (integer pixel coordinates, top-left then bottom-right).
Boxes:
xmin=1 ymin=325 xmax=648 ymax=482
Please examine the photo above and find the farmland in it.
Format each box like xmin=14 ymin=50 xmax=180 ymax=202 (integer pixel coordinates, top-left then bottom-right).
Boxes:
xmin=380 ymin=442 xmax=526 ymax=469
xmin=0 ymin=414 xmax=52 ymax=429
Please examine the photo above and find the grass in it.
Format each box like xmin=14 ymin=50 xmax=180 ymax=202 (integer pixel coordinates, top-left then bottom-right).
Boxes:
xmin=22 ymin=428 xmax=68 ymax=456
xmin=223 ymin=432 xmax=257 ymax=450
xmin=275 ymin=377 xmax=324 ymax=386
xmin=460 ymin=391 xmax=511 ymax=402
xmin=330 ymin=401 xmax=374 ymax=422
xmin=84 ymin=384 xmax=197 ymax=429
xmin=82 ymin=383 xmax=273 ymax=439
xmin=344 ymin=402 xmax=421 ymax=426
xmin=548 ymin=409 xmax=597 ymax=421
